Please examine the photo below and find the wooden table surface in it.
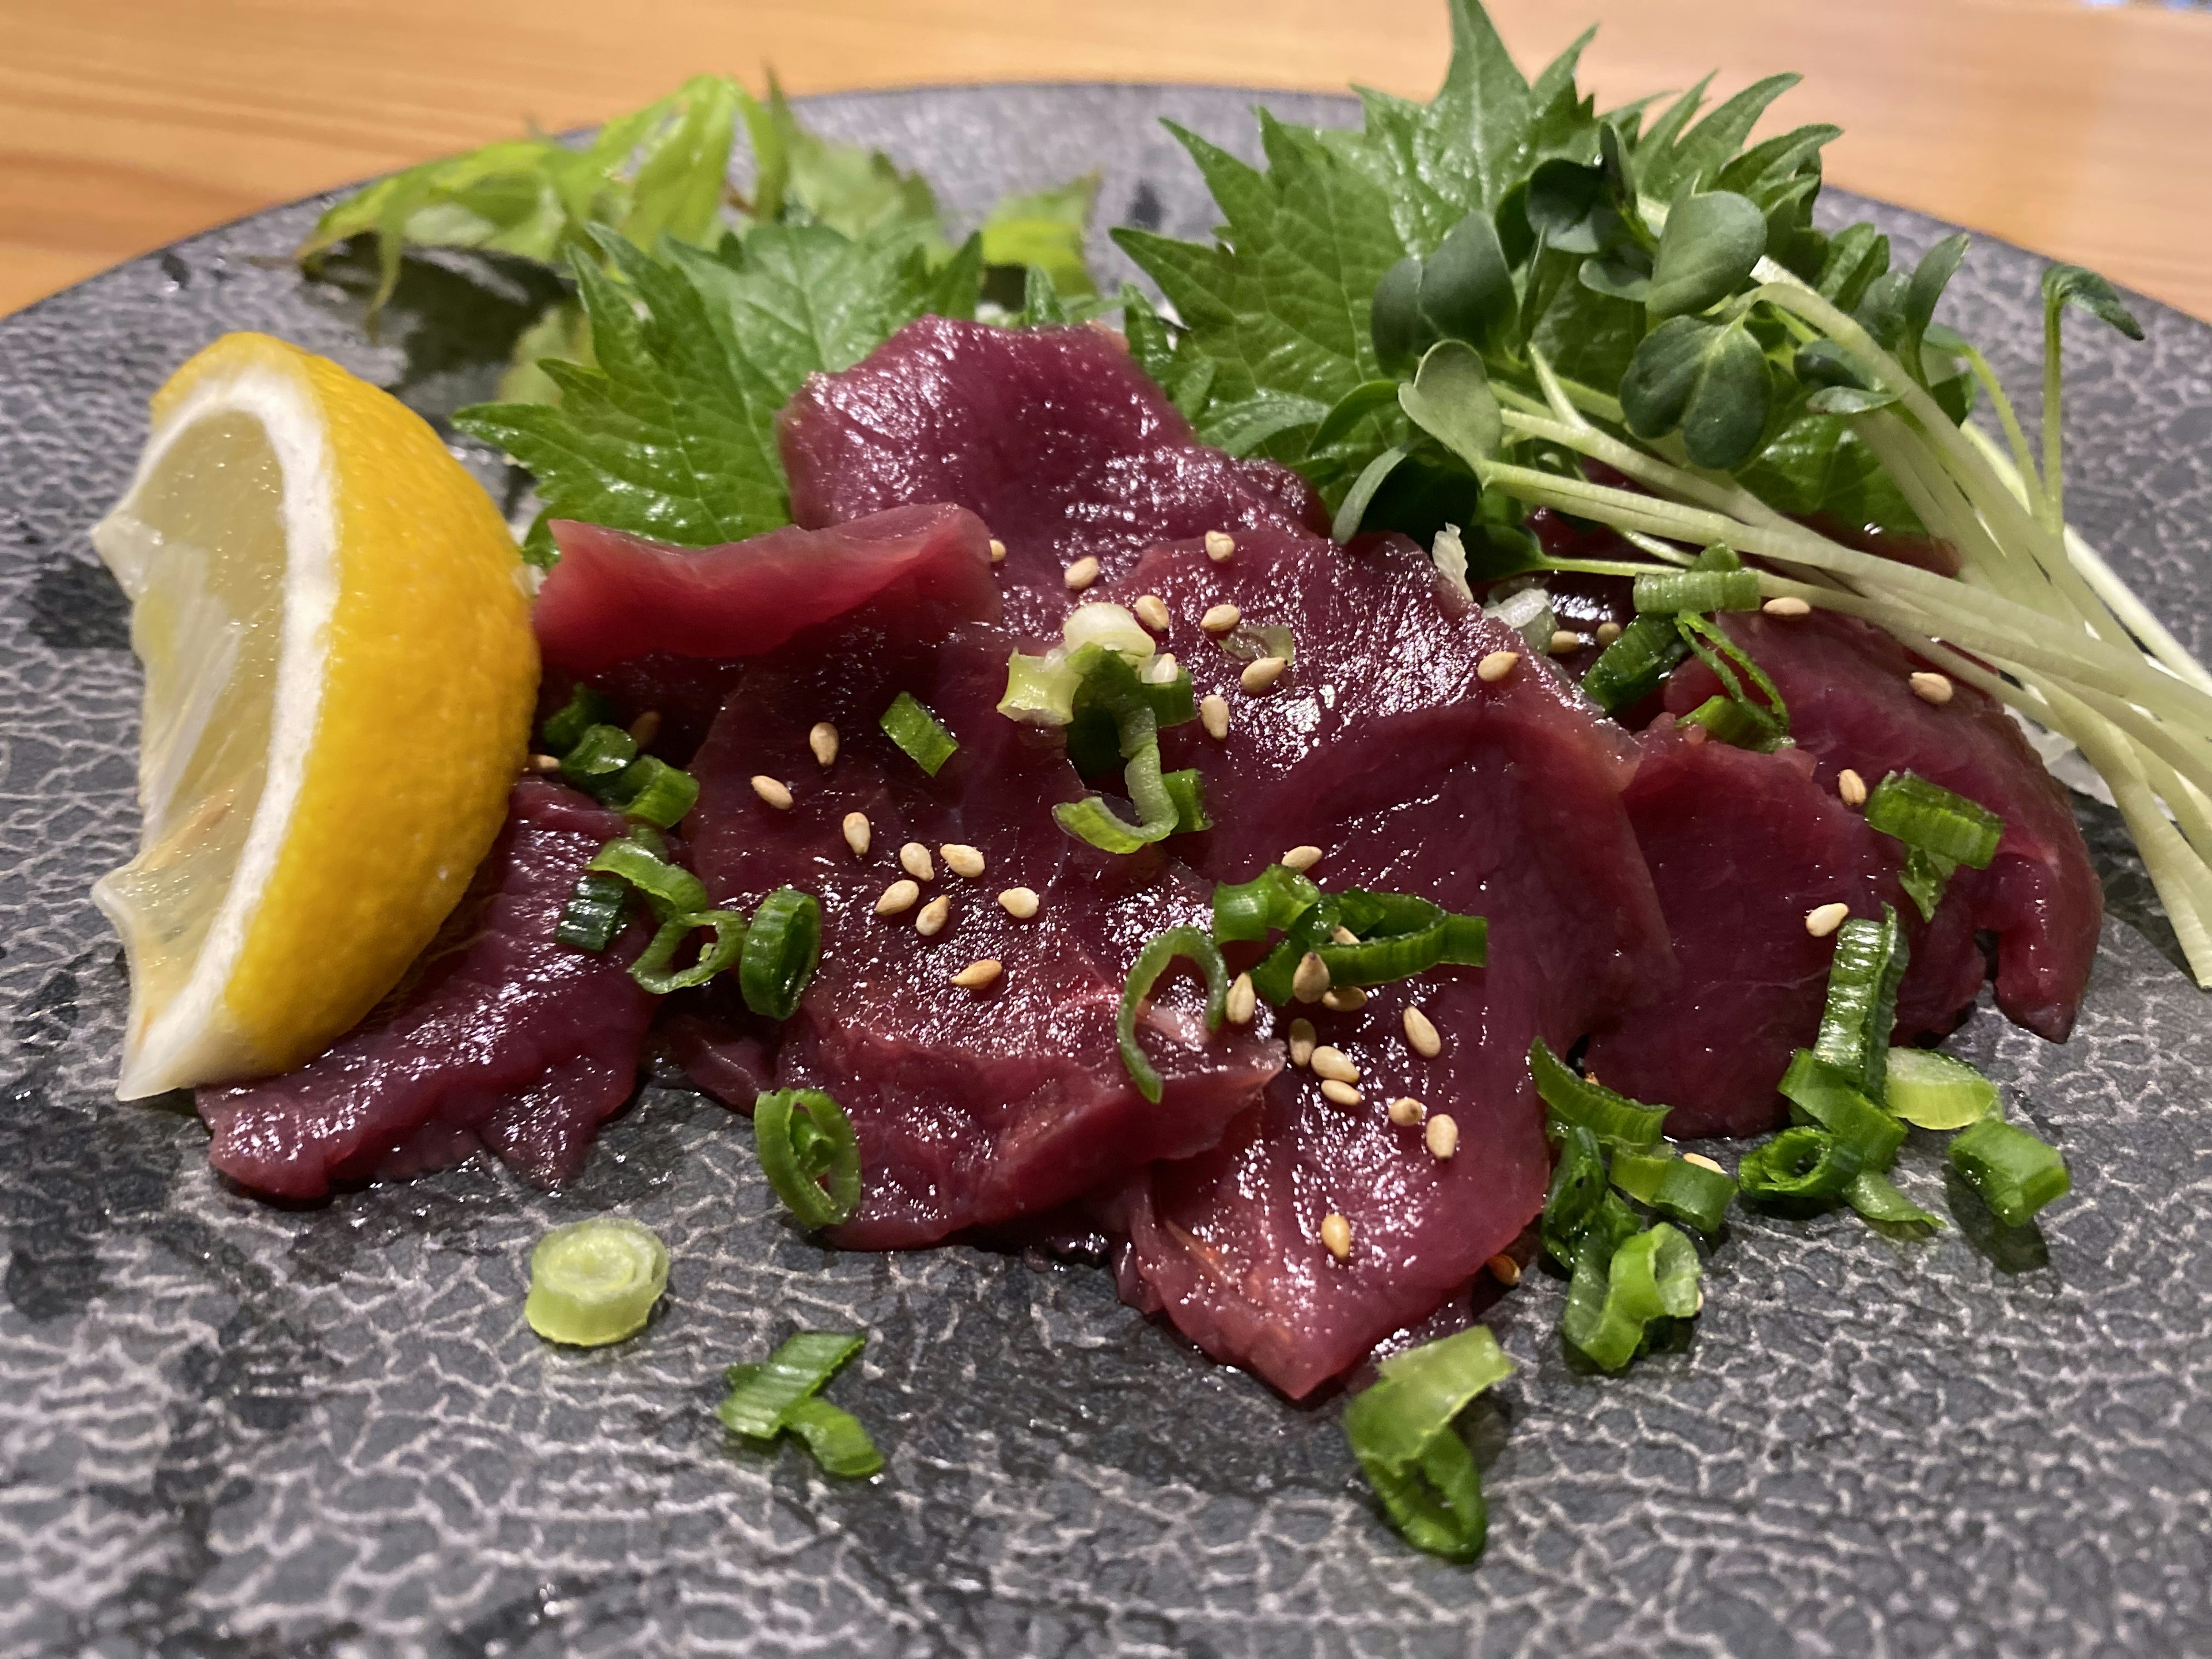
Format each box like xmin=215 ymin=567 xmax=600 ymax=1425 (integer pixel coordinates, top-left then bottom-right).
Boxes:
xmin=5 ymin=0 xmax=2211 ymax=322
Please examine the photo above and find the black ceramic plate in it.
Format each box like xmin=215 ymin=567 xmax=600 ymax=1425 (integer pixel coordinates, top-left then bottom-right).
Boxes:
xmin=4 ymin=84 xmax=2210 ymax=1658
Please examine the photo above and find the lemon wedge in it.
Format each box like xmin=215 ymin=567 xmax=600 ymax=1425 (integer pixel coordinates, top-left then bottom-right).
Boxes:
xmin=92 ymin=332 xmax=539 ymax=1100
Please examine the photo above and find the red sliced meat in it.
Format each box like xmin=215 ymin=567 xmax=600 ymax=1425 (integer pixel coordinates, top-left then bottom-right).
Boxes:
xmin=197 ymin=783 xmax=659 ymax=1200
xmin=777 ymin=317 xmax=1327 ymax=632
xmin=1662 ymin=610 xmax=2099 ymax=1039
xmin=685 ymin=623 xmax=1279 ymax=1249
xmin=539 ymin=502 xmax=1000 ymax=674
xmin=1581 ymin=719 xmax=1986 ymax=1138
xmin=1096 ymin=529 xmax=1674 ymax=1398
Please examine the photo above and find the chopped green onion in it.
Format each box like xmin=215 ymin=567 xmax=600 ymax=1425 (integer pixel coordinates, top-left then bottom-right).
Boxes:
xmin=1529 ymin=1038 xmax=1668 ymax=1150
xmin=1581 ymin=613 xmax=1690 ymax=714
xmin=753 ymin=1089 xmax=861 ymax=1229
xmin=630 ymin=909 xmax=747 ymax=995
xmin=1885 ymin=1047 xmax=2001 ymax=1130
xmin=540 ymin=684 xmax=615 ymax=755
xmin=523 ymin=1217 xmax=669 ymax=1347
xmin=1248 ymin=891 xmax=1485 ymax=1003
xmin=560 ymin=722 xmax=638 ymax=786
xmin=1864 ymin=771 xmax=2005 ymax=869
xmin=739 ymin=887 xmax=821 ymax=1021
xmin=779 ymin=1396 xmax=885 ymax=1478
xmin=1116 ymin=927 xmax=1229 ymax=1104
xmin=1561 ymin=1234 xmax=1641 ymax=1370
xmin=881 ymin=691 xmax=958 ymax=775
xmin=1633 ymin=567 xmax=1761 ymax=615
xmin=1844 ymin=1169 xmax=1944 ymax=1229
xmin=1215 ymin=623 xmax=1297 ymax=666
xmin=1539 ymin=1124 xmax=1611 ymax=1266
xmin=607 ymin=755 xmax=699 ymax=828
xmin=1949 ymin=1118 xmax=2070 ymax=1227
xmin=1675 ymin=612 xmax=1788 ymax=741
xmin=1779 ymin=1050 xmax=1906 ymax=1172
xmin=1680 ymin=694 xmax=1771 ymax=748
xmin=555 ymin=870 xmax=631 ymax=954
xmin=1162 ymin=767 xmax=1211 ymax=832
xmin=1812 ymin=905 xmax=1909 ymax=1099
xmin=1607 ymin=1222 xmax=1702 ymax=1322
xmin=1212 ymin=863 xmax=1322 ymax=944
xmin=1342 ymin=1325 xmax=1513 ymax=1562
xmin=1737 ymin=1125 xmax=1862 ymax=1205
xmin=1897 ymin=846 xmax=1957 ymax=922
xmin=717 ymin=1330 xmax=869 ymax=1455
xmin=1609 ymin=1149 xmax=1738 ymax=1234
xmin=589 ymin=836 xmax=709 ymax=920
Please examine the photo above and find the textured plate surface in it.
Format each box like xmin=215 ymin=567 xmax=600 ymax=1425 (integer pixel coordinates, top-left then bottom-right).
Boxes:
xmin=2 ymin=85 xmax=2210 ymax=1659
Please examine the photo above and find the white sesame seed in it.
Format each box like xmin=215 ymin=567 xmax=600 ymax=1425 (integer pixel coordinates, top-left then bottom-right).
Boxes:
xmin=1225 ymin=972 xmax=1257 ymax=1025
xmin=1323 ymin=986 xmax=1369 ymax=1013
xmin=1387 ymin=1096 xmax=1426 ymax=1127
xmin=1281 ymin=845 xmax=1323 ymax=872
xmin=627 ymin=709 xmax=662 ymax=747
xmin=1805 ymin=902 xmax=1851 ymax=938
xmin=1477 ymin=650 xmax=1520 ymax=683
xmin=950 ymin=959 xmax=1002 ymax=991
xmin=1200 ymin=694 xmax=1230 ymax=740
xmin=1330 ymin=925 xmax=1359 ymax=946
xmin=915 ymin=895 xmax=951 ymax=937
xmin=1763 ymin=596 xmax=1812 ymax=618
xmin=842 ymin=811 xmax=872 ymax=858
xmin=988 ymin=537 xmax=1007 ymax=564
xmin=1320 ymin=1211 xmax=1353 ymax=1259
xmin=1402 ymin=1005 xmax=1442 ymax=1059
xmin=1291 ymin=951 xmax=1331 ymax=1003
xmin=1547 ymin=628 xmax=1584 ymax=655
xmin=1310 ymin=1046 xmax=1359 ymax=1085
xmin=1684 ymin=1152 xmax=1726 ymax=1174
xmin=876 ymin=879 xmax=920 ymax=916
xmin=1205 ymin=529 xmax=1236 ymax=562
xmin=941 ymin=843 xmax=986 ymax=879
xmin=998 ymin=886 xmax=1040 ymax=919
xmin=1487 ymin=1252 xmax=1522 ymax=1286
xmin=1596 ymin=621 xmax=1623 ymax=646
xmin=1320 ymin=1079 xmax=1363 ymax=1108
xmin=808 ymin=722 xmax=839 ymax=766
xmin=900 ymin=842 xmax=935 ymax=881
xmin=1838 ymin=768 xmax=1869 ymax=808
xmin=1063 ymin=555 xmax=1101 ymax=592
xmin=751 ymin=774 xmax=794 ymax=809
xmin=1201 ymin=602 xmax=1242 ymax=635
xmin=529 ymin=752 xmax=563 ymax=773
xmin=1152 ymin=652 xmax=1180 ymax=683
xmin=1134 ymin=593 xmax=1172 ymax=632
xmin=1287 ymin=1018 xmax=1317 ymax=1068
xmin=1425 ymin=1114 xmax=1460 ymax=1160
xmin=1241 ymin=656 xmax=1288 ymax=694
xmin=1910 ymin=671 xmax=1955 ymax=705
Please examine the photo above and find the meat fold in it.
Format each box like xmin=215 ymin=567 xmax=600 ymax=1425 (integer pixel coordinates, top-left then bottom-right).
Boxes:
xmin=1094 ymin=528 xmax=1675 ymax=1397
xmin=197 ymin=782 xmax=660 ymax=1200
xmin=538 ymin=502 xmax=1000 ymax=675
xmin=777 ymin=317 xmax=1327 ymax=632
xmin=1580 ymin=719 xmax=1986 ymax=1138
xmin=685 ymin=619 xmax=1280 ymax=1248
xmin=1662 ymin=610 xmax=2099 ymax=1040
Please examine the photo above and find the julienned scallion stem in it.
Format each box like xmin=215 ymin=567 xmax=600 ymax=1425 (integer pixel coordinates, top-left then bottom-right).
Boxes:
xmin=1459 ymin=268 xmax=2212 ymax=984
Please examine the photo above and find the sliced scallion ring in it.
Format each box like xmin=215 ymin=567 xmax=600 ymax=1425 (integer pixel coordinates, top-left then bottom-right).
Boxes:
xmin=1633 ymin=566 xmax=1760 ymax=615
xmin=1843 ymin=1169 xmax=1944 ymax=1229
xmin=1885 ymin=1046 xmax=2001 ymax=1130
xmin=880 ymin=691 xmax=958 ymax=775
xmin=1529 ymin=1038 xmax=1668 ymax=1149
xmin=540 ymin=684 xmax=615 ymax=755
xmin=630 ymin=909 xmax=747 ymax=995
xmin=1865 ymin=771 xmax=2005 ymax=869
xmin=1737 ymin=1124 xmax=1862 ymax=1205
xmin=753 ymin=1089 xmax=862 ymax=1229
xmin=718 ymin=1330 xmax=866 ymax=1438
xmin=1212 ymin=862 xmax=1322 ymax=944
xmin=1581 ymin=613 xmax=1691 ymax=714
xmin=1608 ymin=1149 xmax=1737 ymax=1234
xmin=780 ymin=1396 xmax=885 ymax=1478
xmin=1342 ymin=1325 xmax=1512 ymax=1562
xmin=739 ymin=887 xmax=822 ymax=1021
xmin=555 ymin=870 xmax=631 ymax=955
xmin=1539 ymin=1123 xmax=1610 ymax=1266
xmin=589 ymin=836 xmax=710 ymax=920
xmin=523 ymin=1217 xmax=669 ymax=1347
xmin=1117 ymin=926 xmax=1229 ymax=1104
xmin=1779 ymin=1049 xmax=1906 ymax=1172
xmin=1812 ymin=904 xmax=1910 ymax=1097
xmin=1949 ymin=1118 xmax=2070 ymax=1228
